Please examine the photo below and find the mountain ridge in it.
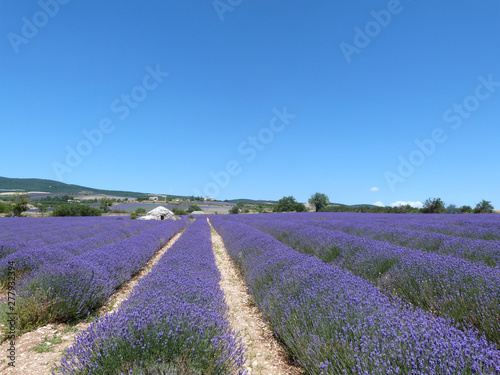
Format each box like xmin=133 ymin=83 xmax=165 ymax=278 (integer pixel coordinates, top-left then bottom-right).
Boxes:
xmin=0 ymin=176 xmax=147 ymax=198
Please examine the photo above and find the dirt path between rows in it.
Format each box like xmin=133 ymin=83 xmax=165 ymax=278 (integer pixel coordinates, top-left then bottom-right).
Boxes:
xmin=0 ymin=228 xmax=186 ymax=375
xmin=210 ymin=222 xmax=303 ymax=375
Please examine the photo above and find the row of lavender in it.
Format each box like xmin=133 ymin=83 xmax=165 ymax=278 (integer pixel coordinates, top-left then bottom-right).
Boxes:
xmin=0 ymin=218 xmax=161 ymax=287
xmin=292 ymin=214 xmax=500 ymax=266
xmin=235 ymin=214 xmax=500 ymax=344
xmin=1 ymin=217 xmax=189 ymax=335
xmin=211 ymin=216 xmax=500 ymax=374
xmin=57 ymin=218 xmax=246 ymax=375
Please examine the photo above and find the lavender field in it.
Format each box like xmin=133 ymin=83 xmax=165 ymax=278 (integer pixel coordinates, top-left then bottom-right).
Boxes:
xmin=212 ymin=214 xmax=500 ymax=374
xmin=0 ymin=217 xmax=189 ymax=334
xmin=1 ymin=213 xmax=499 ymax=374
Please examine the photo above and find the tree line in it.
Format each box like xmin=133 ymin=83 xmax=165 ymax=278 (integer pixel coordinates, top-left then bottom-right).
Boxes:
xmin=1 ymin=193 xmax=495 ymax=216
xmin=271 ymin=194 xmax=494 ymax=214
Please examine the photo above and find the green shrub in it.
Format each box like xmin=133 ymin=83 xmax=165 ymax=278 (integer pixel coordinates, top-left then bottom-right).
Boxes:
xmin=421 ymin=198 xmax=445 ymax=214
xmin=51 ymin=204 xmax=102 ymax=217
xmin=273 ymin=196 xmax=307 ymax=212
xmin=173 ymin=208 xmax=187 ymax=215
xmin=187 ymin=205 xmax=201 ymax=213
xmin=0 ymin=201 xmax=12 ymax=214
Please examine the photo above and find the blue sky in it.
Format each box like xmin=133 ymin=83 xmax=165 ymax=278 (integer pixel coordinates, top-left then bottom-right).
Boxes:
xmin=1 ymin=1 xmax=499 ymax=207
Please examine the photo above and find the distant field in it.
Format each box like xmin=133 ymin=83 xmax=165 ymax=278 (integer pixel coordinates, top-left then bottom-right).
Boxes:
xmin=111 ymin=202 xmax=234 ymax=214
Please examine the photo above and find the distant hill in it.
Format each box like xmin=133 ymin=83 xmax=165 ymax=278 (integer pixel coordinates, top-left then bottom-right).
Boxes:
xmin=0 ymin=177 xmax=148 ymax=198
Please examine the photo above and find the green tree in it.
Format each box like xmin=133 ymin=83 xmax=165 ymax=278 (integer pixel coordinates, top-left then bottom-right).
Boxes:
xmin=446 ymin=204 xmax=458 ymax=214
xmin=51 ymin=204 xmax=102 ymax=217
xmin=229 ymin=206 xmax=239 ymax=214
xmin=474 ymin=200 xmax=494 ymax=213
xmin=421 ymin=198 xmax=445 ymax=214
xmin=458 ymin=205 xmax=473 ymax=214
xmin=135 ymin=207 xmax=146 ymax=214
xmin=172 ymin=208 xmax=187 ymax=215
xmin=273 ymin=196 xmax=307 ymax=212
xmin=12 ymin=194 xmax=29 ymax=217
xmin=308 ymin=193 xmax=330 ymax=212
xmin=99 ymin=198 xmax=114 ymax=213
xmin=394 ymin=204 xmax=415 ymax=214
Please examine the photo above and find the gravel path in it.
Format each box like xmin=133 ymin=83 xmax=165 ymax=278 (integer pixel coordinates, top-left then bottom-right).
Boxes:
xmin=210 ymin=221 xmax=303 ymax=375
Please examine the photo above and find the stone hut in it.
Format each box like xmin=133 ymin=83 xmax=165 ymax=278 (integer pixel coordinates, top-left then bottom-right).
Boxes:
xmin=138 ymin=206 xmax=175 ymax=220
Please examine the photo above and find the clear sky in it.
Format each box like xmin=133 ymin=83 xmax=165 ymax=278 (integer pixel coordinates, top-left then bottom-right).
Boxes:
xmin=1 ymin=1 xmax=499 ymax=207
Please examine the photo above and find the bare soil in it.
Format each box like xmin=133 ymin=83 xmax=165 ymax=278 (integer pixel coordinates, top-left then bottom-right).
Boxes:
xmin=209 ymin=221 xmax=303 ymax=375
xmin=0 ymin=229 xmax=185 ymax=375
